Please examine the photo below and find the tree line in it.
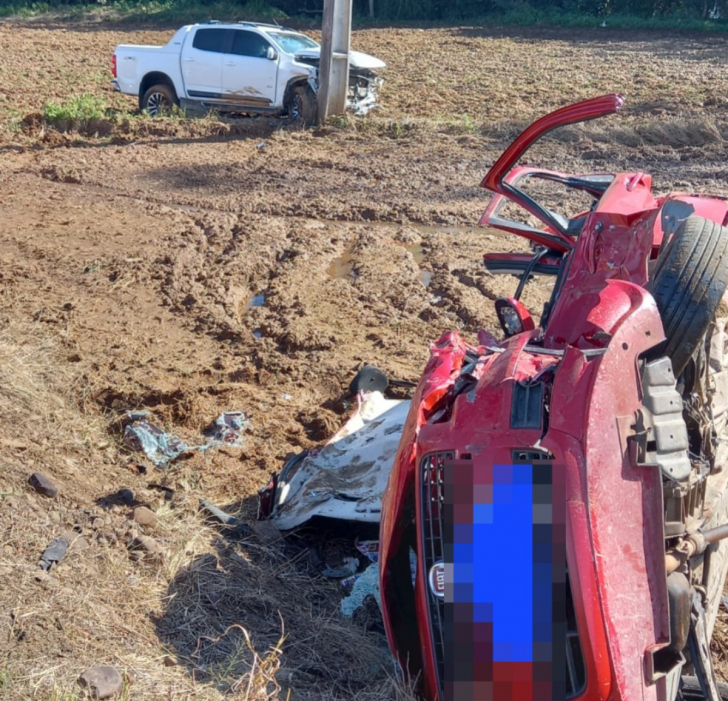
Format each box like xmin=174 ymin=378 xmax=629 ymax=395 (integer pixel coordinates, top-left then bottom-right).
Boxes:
xmin=270 ymin=0 xmax=727 ymax=21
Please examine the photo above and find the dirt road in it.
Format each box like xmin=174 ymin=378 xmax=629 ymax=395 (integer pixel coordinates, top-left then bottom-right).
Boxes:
xmin=3 ymin=18 xmax=728 ymax=700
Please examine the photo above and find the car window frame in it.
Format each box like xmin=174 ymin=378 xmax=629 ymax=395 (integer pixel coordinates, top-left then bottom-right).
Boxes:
xmin=190 ymin=27 xmax=231 ymax=54
xmin=228 ymin=29 xmax=273 ymax=59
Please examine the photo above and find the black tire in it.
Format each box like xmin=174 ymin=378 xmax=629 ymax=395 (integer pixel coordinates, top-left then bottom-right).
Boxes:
xmin=680 ymin=676 xmax=728 ymax=700
xmin=648 ymin=216 xmax=728 ymax=377
xmin=287 ymin=84 xmax=317 ymax=127
xmin=140 ymin=84 xmax=178 ymax=117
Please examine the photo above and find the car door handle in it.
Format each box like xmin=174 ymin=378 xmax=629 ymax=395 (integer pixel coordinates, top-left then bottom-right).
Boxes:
xmin=225 ymin=61 xmax=236 ymax=66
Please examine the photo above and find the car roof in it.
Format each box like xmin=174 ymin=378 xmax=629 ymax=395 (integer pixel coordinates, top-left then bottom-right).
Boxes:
xmin=196 ymin=20 xmax=301 ymax=32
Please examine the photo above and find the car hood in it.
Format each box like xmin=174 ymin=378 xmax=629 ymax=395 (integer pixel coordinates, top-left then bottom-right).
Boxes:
xmin=294 ymin=48 xmax=386 ymax=70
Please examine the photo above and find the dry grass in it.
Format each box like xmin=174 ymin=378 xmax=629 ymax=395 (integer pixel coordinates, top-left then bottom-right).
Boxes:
xmin=0 ymin=320 xmax=414 ymax=700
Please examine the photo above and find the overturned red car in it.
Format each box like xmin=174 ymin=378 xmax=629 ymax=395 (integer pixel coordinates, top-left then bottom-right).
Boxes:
xmin=379 ymin=94 xmax=728 ymax=701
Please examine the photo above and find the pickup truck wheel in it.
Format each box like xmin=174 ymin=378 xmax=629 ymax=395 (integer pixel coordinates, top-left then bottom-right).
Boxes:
xmin=648 ymin=215 xmax=728 ymax=377
xmin=287 ymin=85 xmax=317 ymax=127
xmin=141 ymin=84 xmax=178 ymax=117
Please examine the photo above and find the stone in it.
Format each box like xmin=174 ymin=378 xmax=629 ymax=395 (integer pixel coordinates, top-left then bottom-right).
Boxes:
xmin=35 ymin=572 xmax=60 ymax=589
xmin=28 ymin=473 xmax=57 ymax=498
xmin=61 ymin=530 xmax=89 ymax=552
xmin=129 ymin=534 xmax=163 ymax=555
xmin=133 ymin=506 xmax=160 ymax=529
xmin=77 ymin=666 xmax=123 ymax=699
xmin=98 ymin=531 xmax=118 ymax=546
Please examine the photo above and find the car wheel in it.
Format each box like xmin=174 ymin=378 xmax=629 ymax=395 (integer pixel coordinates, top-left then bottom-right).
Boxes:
xmin=287 ymin=85 xmax=317 ymax=127
xmin=679 ymin=676 xmax=728 ymax=700
xmin=648 ymin=215 xmax=728 ymax=377
xmin=141 ymin=84 xmax=178 ymax=117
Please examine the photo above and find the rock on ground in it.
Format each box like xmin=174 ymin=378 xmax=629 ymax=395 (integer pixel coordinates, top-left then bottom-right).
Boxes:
xmin=77 ymin=665 xmax=123 ymax=699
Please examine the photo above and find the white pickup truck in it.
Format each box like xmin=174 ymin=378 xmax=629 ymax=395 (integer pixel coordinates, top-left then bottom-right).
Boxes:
xmin=111 ymin=21 xmax=386 ymax=124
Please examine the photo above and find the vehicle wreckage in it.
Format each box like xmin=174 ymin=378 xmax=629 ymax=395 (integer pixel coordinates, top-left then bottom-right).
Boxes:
xmin=261 ymin=94 xmax=728 ymax=701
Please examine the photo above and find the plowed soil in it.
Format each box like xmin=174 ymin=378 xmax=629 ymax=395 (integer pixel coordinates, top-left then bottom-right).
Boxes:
xmin=3 ymin=17 xmax=728 ymax=700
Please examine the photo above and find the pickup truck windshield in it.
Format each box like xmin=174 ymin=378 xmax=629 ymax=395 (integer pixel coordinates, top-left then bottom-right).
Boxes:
xmin=266 ymin=32 xmax=318 ymax=54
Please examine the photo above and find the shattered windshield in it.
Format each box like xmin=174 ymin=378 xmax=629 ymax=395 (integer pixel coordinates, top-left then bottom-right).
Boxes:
xmin=266 ymin=31 xmax=318 ymax=54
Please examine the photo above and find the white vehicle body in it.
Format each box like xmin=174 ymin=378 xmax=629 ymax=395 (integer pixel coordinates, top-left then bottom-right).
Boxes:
xmin=111 ymin=21 xmax=386 ymax=118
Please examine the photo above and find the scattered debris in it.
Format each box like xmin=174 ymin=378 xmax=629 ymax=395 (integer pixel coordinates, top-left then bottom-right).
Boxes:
xmin=77 ymin=665 xmax=123 ymax=699
xmin=39 ymin=537 xmax=68 ymax=570
xmin=199 ymin=498 xmax=251 ymax=537
xmin=322 ymin=557 xmax=359 ymax=579
xmin=133 ymin=506 xmax=160 ymax=530
xmin=28 ymin=472 xmax=58 ymax=498
xmin=122 ymin=412 xmax=188 ymax=466
xmin=266 ymin=390 xmax=410 ymax=530
xmin=340 ymin=540 xmax=417 ymax=616
xmin=341 ymin=562 xmax=381 ymax=617
xmin=122 ymin=410 xmax=250 ymax=467
xmin=349 ymin=365 xmax=389 ymax=395
xmin=117 ymin=488 xmax=136 ymax=506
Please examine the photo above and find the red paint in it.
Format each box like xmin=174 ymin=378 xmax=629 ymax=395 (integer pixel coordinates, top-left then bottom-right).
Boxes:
xmin=379 ymin=94 xmax=728 ymax=701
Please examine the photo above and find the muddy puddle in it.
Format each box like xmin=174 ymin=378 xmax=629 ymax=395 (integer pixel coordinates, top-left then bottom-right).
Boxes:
xmin=327 ymin=247 xmax=358 ymax=281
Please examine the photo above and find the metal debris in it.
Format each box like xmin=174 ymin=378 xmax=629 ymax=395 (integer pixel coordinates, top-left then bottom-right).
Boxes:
xmin=267 ymin=390 xmax=410 ymax=530
xmin=122 ymin=410 xmax=250 ymax=467
xmin=39 ymin=537 xmax=68 ymax=570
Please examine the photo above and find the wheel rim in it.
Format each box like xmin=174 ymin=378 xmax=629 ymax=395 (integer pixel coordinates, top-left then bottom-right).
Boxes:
xmin=291 ymin=94 xmax=303 ymax=121
xmin=147 ymin=92 xmax=170 ymax=116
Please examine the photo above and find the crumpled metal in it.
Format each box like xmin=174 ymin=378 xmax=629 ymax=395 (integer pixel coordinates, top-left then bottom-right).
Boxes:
xmin=123 ymin=410 xmax=250 ymax=467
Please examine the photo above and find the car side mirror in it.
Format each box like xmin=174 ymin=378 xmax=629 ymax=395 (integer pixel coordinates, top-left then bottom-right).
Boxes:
xmin=267 ymin=46 xmax=278 ymax=61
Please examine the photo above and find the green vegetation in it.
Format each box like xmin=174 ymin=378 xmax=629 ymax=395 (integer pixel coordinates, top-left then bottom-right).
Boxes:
xmin=2 ymin=0 xmax=728 ymax=26
xmin=43 ymin=93 xmax=108 ymax=126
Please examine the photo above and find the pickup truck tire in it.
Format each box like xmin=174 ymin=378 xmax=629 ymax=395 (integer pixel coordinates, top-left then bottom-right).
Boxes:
xmin=648 ymin=215 xmax=728 ymax=378
xmin=141 ymin=84 xmax=178 ymax=117
xmin=287 ymin=85 xmax=317 ymax=127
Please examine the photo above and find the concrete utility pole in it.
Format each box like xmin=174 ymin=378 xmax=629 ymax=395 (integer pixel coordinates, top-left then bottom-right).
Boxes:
xmin=317 ymin=0 xmax=352 ymax=125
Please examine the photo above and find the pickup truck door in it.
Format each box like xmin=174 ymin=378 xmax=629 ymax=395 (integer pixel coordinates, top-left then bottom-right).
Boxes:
xmin=181 ymin=27 xmax=227 ymax=97
xmin=222 ymin=30 xmax=278 ymax=105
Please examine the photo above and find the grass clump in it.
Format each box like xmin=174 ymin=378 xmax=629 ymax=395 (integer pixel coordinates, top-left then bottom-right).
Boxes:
xmin=43 ymin=93 xmax=111 ymax=133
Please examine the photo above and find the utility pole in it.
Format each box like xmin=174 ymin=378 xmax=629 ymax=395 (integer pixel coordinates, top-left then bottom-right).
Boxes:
xmin=317 ymin=0 xmax=352 ymax=125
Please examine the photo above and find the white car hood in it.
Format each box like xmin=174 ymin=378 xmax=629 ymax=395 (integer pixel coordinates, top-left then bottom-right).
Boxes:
xmin=295 ymin=48 xmax=386 ymax=70
xmin=268 ymin=390 xmax=406 ymax=530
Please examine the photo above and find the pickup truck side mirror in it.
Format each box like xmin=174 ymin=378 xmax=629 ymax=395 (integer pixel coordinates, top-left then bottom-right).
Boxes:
xmin=267 ymin=46 xmax=278 ymax=61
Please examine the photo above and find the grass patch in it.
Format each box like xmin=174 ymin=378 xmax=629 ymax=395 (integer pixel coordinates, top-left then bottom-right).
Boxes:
xmin=43 ymin=93 xmax=110 ymax=133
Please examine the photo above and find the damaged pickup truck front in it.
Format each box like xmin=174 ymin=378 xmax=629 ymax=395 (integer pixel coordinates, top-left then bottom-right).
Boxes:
xmin=111 ymin=21 xmax=386 ymax=124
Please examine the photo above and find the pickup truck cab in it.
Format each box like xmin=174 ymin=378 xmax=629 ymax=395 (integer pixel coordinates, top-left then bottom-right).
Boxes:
xmin=111 ymin=21 xmax=386 ymax=124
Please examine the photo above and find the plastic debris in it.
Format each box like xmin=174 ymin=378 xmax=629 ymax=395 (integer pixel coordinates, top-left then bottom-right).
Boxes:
xmin=122 ymin=410 xmax=250 ymax=467
xmin=39 ymin=537 xmax=68 ymax=570
xmin=341 ymin=541 xmax=417 ymax=616
xmin=341 ymin=562 xmax=381 ymax=617
xmin=199 ymin=498 xmax=251 ymax=537
xmin=322 ymin=557 xmax=359 ymax=579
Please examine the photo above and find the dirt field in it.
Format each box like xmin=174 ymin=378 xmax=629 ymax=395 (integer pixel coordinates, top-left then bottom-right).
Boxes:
xmin=4 ymin=16 xmax=728 ymax=700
